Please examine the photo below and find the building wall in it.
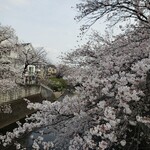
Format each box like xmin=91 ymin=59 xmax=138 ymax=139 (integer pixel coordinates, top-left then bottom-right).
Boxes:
xmin=47 ymin=67 xmax=57 ymax=76
xmin=9 ymin=51 xmax=18 ymax=59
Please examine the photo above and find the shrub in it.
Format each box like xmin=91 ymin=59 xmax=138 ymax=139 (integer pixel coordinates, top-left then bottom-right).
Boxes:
xmin=48 ymin=77 xmax=67 ymax=92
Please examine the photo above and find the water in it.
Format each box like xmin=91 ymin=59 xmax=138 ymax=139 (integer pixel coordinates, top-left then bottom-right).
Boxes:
xmin=0 ymin=117 xmax=71 ymax=150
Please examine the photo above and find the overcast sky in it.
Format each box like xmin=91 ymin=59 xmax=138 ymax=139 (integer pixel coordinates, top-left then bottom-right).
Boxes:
xmin=0 ymin=0 xmax=108 ymax=64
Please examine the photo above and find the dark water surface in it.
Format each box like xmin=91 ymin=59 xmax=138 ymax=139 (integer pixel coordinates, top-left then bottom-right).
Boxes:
xmin=0 ymin=92 xmax=73 ymax=149
xmin=0 ymin=122 xmax=67 ymax=150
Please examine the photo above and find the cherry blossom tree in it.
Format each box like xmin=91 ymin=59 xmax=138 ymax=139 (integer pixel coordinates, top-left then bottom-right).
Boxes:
xmin=0 ymin=24 xmax=19 ymax=92
xmin=76 ymin=0 xmax=150 ymax=32
xmin=17 ymin=45 xmax=47 ymax=75
xmin=62 ymin=28 xmax=150 ymax=149
xmin=1 ymin=24 xmax=150 ymax=149
xmin=1 ymin=1 xmax=150 ymax=149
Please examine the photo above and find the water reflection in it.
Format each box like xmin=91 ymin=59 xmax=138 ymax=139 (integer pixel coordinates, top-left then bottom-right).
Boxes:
xmin=25 ymin=128 xmax=56 ymax=149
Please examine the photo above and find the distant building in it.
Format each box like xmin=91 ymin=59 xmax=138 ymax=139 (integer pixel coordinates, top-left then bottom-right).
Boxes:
xmin=24 ymin=65 xmax=36 ymax=84
xmin=46 ymin=64 xmax=57 ymax=77
xmin=1 ymin=42 xmax=48 ymax=85
xmin=1 ymin=44 xmax=21 ymax=68
xmin=16 ymin=43 xmax=36 ymax=85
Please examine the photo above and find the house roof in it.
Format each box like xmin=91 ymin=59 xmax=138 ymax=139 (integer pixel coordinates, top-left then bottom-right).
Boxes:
xmin=16 ymin=43 xmax=32 ymax=47
xmin=47 ymin=64 xmax=56 ymax=69
xmin=21 ymin=43 xmax=31 ymax=46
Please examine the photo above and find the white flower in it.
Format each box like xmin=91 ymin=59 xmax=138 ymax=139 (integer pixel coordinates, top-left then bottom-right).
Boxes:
xmin=104 ymin=107 xmax=116 ymax=120
xmin=99 ymin=141 xmax=108 ymax=150
xmin=97 ymin=101 xmax=106 ymax=109
xmin=120 ymin=140 xmax=126 ymax=146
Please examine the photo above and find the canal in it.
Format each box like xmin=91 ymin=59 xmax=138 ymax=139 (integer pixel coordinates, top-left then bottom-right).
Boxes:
xmin=0 ymin=113 xmax=74 ymax=150
xmin=0 ymin=91 xmax=73 ymax=150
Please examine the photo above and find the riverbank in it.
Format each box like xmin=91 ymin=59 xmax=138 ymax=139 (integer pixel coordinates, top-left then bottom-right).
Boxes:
xmin=0 ymin=93 xmax=55 ymax=129
xmin=0 ymin=90 xmax=74 ymax=149
xmin=0 ymin=90 xmax=69 ymax=130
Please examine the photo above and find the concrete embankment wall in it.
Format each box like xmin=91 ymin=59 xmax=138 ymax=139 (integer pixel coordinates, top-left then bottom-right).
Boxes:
xmin=0 ymin=84 xmax=55 ymax=104
xmin=0 ymin=84 xmax=55 ymax=129
xmin=0 ymin=94 xmax=44 ymax=129
xmin=40 ymin=83 xmax=54 ymax=101
xmin=0 ymin=85 xmax=41 ymax=104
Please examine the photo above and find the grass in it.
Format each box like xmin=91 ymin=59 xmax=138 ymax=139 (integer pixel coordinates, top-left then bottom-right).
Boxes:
xmin=48 ymin=77 xmax=67 ymax=92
